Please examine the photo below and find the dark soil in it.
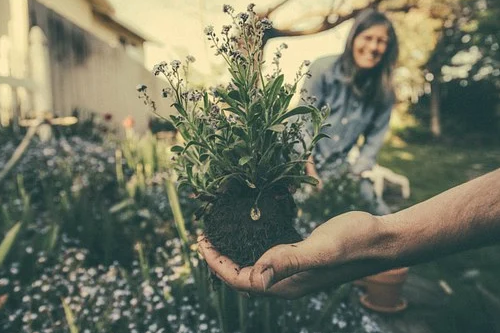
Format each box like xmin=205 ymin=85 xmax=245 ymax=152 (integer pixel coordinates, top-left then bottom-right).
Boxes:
xmin=203 ymin=185 xmax=301 ymax=267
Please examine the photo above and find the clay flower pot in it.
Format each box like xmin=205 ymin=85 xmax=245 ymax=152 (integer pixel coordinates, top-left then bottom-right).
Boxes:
xmin=359 ymin=267 xmax=409 ymax=313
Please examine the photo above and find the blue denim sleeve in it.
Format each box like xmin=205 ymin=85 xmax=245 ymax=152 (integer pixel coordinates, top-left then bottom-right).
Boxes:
xmin=351 ymin=101 xmax=392 ymax=174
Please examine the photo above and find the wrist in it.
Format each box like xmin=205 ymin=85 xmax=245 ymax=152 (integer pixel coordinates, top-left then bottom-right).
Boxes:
xmin=374 ymin=214 xmax=405 ymax=265
xmin=340 ymin=212 xmax=401 ymax=268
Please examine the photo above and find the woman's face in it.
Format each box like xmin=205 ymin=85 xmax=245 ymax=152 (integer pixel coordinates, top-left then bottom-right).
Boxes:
xmin=352 ymin=24 xmax=389 ymax=69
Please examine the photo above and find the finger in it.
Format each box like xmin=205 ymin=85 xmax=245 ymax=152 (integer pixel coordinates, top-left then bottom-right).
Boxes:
xmin=197 ymin=236 xmax=254 ymax=291
xmin=267 ymin=269 xmax=338 ymax=299
xmin=250 ymin=241 xmax=314 ymax=291
xmin=197 ymin=234 xmax=210 ymax=258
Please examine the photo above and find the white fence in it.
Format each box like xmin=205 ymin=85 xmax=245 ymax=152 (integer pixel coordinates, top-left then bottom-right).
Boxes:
xmin=0 ymin=27 xmax=50 ymax=129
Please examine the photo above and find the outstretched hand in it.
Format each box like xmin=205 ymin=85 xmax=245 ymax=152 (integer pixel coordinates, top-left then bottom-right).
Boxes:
xmin=198 ymin=169 xmax=500 ymax=299
xmin=197 ymin=211 xmax=386 ymax=299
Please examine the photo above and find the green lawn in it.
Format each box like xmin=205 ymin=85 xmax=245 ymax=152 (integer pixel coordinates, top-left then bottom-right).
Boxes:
xmin=379 ymin=140 xmax=500 ymax=207
xmin=378 ymin=140 xmax=500 ymax=333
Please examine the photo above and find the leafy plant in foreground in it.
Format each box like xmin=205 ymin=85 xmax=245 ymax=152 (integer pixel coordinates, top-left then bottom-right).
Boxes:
xmin=139 ymin=4 xmax=329 ymax=266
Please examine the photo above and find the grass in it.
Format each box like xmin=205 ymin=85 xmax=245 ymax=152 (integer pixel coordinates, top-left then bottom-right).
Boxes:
xmin=378 ymin=138 xmax=500 ymax=333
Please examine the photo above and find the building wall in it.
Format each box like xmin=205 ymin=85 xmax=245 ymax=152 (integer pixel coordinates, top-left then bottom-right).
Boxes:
xmin=29 ymin=0 xmax=171 ymax=132
xmin=32 ymin=0 xmax=144 ymax=62
xmin=0 ymin=1 xmax=11 ymax=37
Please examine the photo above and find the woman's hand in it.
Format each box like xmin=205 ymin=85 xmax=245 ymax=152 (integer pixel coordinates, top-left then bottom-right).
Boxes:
xmin=198 ymin=211 xmax=387 ymax=299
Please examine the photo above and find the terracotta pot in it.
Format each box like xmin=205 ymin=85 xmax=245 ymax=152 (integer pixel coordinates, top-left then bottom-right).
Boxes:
xmin=359 ymin=267 xmax=409 ymax=313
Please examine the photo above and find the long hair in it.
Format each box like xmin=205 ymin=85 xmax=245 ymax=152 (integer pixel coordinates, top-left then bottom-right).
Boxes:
xmin=339 ymin=9 xmax=399 ymax=106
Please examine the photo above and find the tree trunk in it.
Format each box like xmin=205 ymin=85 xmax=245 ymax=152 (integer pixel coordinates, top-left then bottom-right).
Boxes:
xmin=430 ymin=80 xmax=442 ymax=138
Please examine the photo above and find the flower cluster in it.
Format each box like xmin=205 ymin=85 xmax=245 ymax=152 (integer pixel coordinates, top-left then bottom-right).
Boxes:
xmin=0 ymin=247 xmax=219 ymax=333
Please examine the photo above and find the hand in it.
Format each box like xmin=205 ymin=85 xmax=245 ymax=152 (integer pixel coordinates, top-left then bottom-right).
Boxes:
xmin=198 ymin=211 xmax=386 ymax=299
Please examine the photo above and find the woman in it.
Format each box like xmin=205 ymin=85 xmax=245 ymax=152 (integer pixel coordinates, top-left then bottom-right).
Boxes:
xmin=303 ymin=9 xmax=399 ymax=215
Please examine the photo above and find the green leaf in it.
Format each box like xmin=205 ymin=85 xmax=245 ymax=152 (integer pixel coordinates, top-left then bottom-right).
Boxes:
xmin=228 ymin=90 xmax=241 ymax=102
xmin=248 ymin=101 xmax=263 ymax=120
xmin=267 ymin=124 xmax=286 ymax=132
xmin=109 ymin=198 xmax=135 ymax=214
xmin=200 ymin=159 xmax=211 ymax=174
xmin=239 ymin=156 xmax=252 ymax=166
xmin=270 ymin=174 xmax=319 ymax=186
xmin=266 ymin=74 xmax=284 ymax=103
xmin=0 ymin=222 xmax=21 ymax=268
xmin=224 ymin=106 xmax=246 ymax=119
xmin=217 ymin=90 xmax=246 ymax=118
xmin=266 ymin=160 xmax=308 ymax=176
xmin=206 ymin=173 xmax=241 ymax=191
xmin=172 ymin=102 xmax=187 ymax=118
xmin=279 ymin=93 xmax=295 ymax=112
xmin=186 ymin=165 xmax=194 ymax=182
xmin=250 ymin=72 xmax=258 ymax=89
xmin=170 ymin=145 xmax=184 ymax=153
xmin=182 ymin=140 xmax=209 ymax=154
xmin=311 ymin=133 xmax=330 ymax=146
xmin=299 ymin=175 xmax=320 ymax=185
xmin=232 ymin=126 xmax=248 ymax=140
xmin=203 ymin=92 xmax=210 ymax=111
xmin=274 ymin=105 xmax=315 ymax=124
xmin=62 ymin=298 xmax=79 ymax=333
xmin=199 ymin=153 xmax=210 ymax=162
xmin=47 ymin=224 xmax=59 ymax=253
xmin=206 ymin=134 xmax=225 ymax=142
xmin=245 ymin=179 xmax=257 ymax=188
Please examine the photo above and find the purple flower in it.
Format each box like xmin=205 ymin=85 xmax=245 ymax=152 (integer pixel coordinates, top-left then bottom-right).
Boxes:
xmin=170 ymin=60 xmax=181 ymax=71
xmin=223 ymin=4 xmax=234 ymax=14
xmin=204 ymin=25 xmax=214 ymax=36
xmin=136 ymin=84 xmax=147 ymax=92
xmin=260 ymin=18 xmax=272 ymax=29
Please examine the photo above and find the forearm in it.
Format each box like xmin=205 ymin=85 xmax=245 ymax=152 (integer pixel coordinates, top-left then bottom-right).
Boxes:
xmin=200 ymin=169 xmax=499 ymax=298
xmin=378 ymin=168 xmax=500 ymax=267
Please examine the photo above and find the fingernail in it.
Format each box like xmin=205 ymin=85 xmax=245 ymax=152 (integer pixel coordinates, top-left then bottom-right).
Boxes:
xmin=261 ymin=267 xmax=274 ymax=291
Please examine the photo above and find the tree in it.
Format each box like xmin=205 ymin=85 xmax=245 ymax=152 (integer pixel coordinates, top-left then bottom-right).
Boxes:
xmin=256 ymin=0 xmax=420 ymax=45
xmin=424 ymin=0 xmax=500 ymax=137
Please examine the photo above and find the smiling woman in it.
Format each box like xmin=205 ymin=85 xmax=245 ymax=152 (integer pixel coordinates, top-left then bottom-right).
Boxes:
xmin=352 ymin=25 xmax=389 ymax=69
xmin=302 ymin=8 xmax=399 ymax=216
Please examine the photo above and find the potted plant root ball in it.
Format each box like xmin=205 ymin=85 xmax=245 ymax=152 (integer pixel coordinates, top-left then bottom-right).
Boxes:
xmin=138 ymin=4 xmax=329 ymax=267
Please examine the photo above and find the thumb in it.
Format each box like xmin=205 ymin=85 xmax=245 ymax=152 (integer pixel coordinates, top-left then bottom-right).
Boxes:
xmin=250 ymin=242 xmax=313 ymax=291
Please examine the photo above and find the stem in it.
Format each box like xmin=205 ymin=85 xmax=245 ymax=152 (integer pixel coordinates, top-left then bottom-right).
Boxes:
xmin=238 ymin=294 xmax=248 ymax=333
xmin=165 ymin=176 xmax=192 ymax=269
xmin=215 ymin=284 xmax=229 ymax=333
xmin=135 ymin=242 xmax=150 ymax=282
xmin=0 ymin=120 xmax=42 ymax=184
xmin=263 ymin=299 xmax=272 ymax=333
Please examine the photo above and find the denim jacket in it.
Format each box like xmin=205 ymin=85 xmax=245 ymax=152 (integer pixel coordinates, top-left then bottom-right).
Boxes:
xmin=301 ymin=55 xmax=393 ymax=174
